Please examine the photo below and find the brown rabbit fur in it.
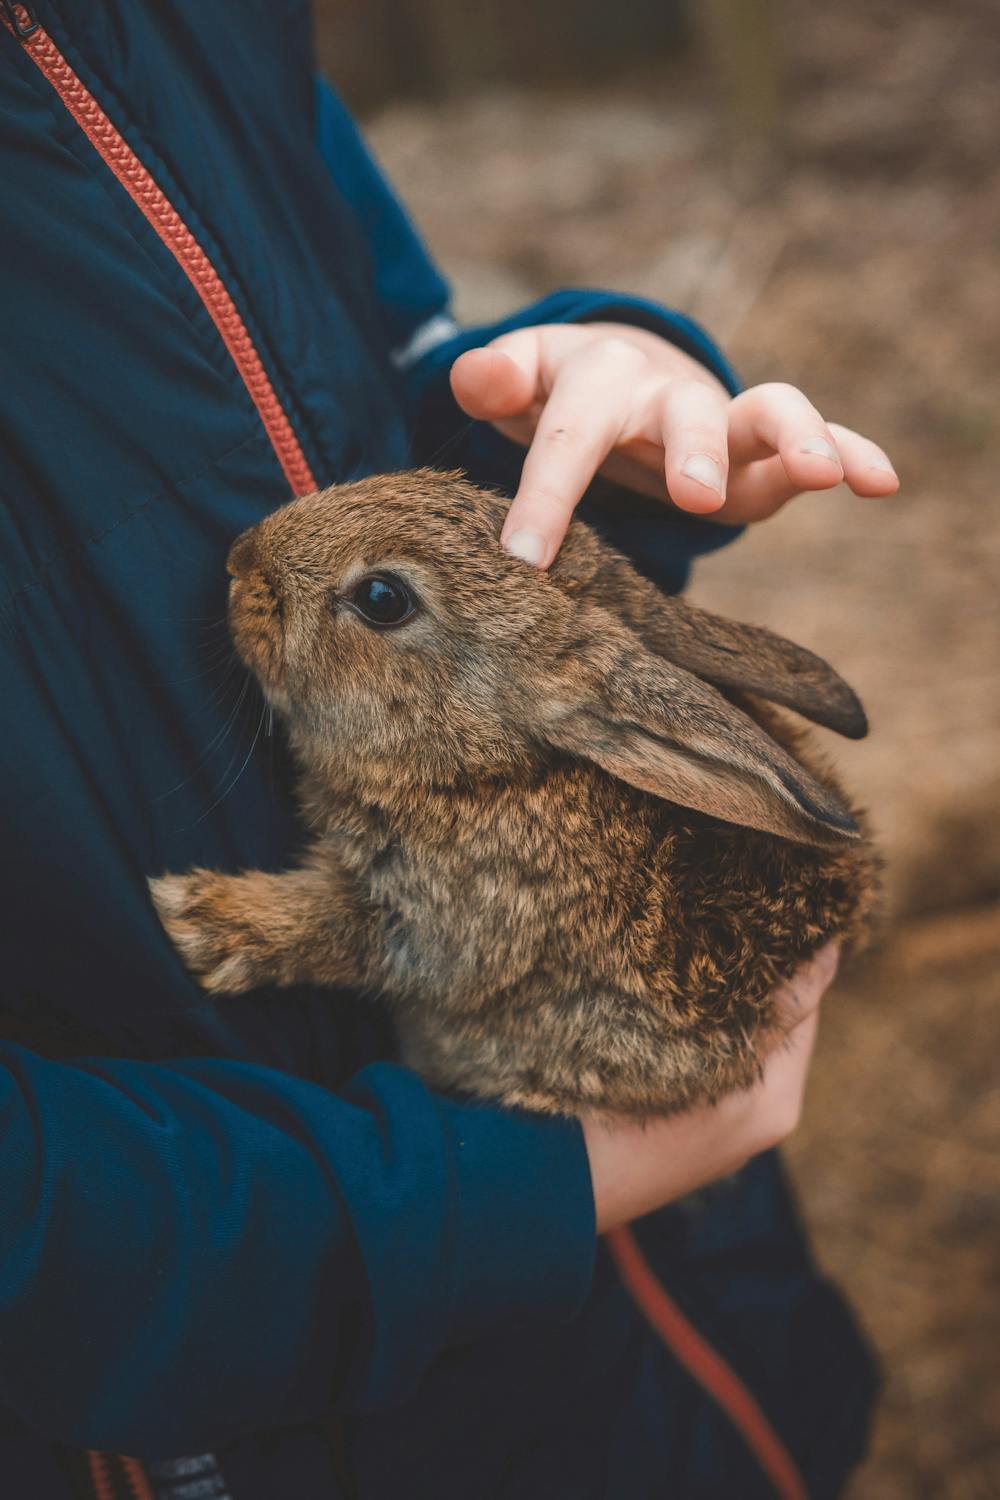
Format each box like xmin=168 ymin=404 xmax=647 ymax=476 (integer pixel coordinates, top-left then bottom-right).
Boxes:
xmin=151 ymin=469 xmax=878 ymax=1118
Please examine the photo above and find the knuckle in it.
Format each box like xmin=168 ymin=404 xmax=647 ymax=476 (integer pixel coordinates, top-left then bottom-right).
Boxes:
xmin=754 ymin=380 xmax=801 ymax=405
xmin=673 ymin=375 xmax=716 ymax=400
xmin=572 ymin=337 xmax=646 ymax=387
xmin=662 ymin=383 xmax=728 ymax=432
xmin=594 ymin=334 xmax=644 ymax=367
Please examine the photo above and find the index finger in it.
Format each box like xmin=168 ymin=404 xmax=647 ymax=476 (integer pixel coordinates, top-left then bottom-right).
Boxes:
xmin=500 ymin=342 xmax=642 ymax=567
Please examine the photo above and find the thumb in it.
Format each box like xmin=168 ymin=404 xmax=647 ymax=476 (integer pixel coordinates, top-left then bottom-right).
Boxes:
xmin=772 ymin=941 xmax=840 ymax=1031
xmin=450 ymin=344 xmax=537 ymax=421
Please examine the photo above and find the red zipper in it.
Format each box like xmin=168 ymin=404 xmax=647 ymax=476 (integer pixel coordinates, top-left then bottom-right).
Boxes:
xmin=6 ymin=10 xmax=313 ymax=1496
xmin=607 ymin=1225 xmax=810 ymax=1500
xmin=3 ymin=4 xmax=317 ymax=498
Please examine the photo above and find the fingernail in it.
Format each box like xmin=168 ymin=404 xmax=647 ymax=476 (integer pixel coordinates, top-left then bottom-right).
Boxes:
xmin=503 ymin=529 xmax=546 ymax=566
xmin=868 ymin=456 xmax=897 ymax=476
xmin=800 ymin=437 xmax=842 ymax=465
xmin=680 ymin=454 xmax=724 ymax=495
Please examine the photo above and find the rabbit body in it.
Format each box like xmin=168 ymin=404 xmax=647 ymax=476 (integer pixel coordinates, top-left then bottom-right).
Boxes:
xmin=328 ymin=747 xmax=869 ymax=1116
xmin=153 ymin=471 xmax=877 ymax=1117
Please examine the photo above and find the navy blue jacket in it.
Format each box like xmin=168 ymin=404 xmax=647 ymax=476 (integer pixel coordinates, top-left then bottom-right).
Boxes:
xmin=0 ymin=4 xmax=876 ymax=1497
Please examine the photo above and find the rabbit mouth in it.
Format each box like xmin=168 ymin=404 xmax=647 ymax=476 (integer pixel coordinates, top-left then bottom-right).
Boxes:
xmin=228 ymin=574 xmax=288 ymax=700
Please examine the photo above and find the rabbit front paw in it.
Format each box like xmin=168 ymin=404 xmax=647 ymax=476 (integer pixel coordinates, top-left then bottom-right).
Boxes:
xmin=149 ymin=870 xmax=267 ymax=994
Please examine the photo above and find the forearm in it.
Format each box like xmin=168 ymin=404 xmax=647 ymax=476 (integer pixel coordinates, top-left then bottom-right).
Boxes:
xmin=0 ymin=1046 xmax=594 ymax=1455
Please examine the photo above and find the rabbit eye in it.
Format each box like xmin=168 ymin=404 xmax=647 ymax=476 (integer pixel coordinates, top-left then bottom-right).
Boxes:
xmin=349 ymin=574 xmax=416 ymax=628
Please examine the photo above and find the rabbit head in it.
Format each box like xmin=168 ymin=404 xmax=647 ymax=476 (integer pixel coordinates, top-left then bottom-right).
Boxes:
xmin=227 ymin=468 xmax=864 ymax=846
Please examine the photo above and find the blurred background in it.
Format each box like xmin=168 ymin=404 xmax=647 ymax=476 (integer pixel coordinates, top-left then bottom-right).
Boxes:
xmin=316 ymin=1 xmax=999 ymax=1493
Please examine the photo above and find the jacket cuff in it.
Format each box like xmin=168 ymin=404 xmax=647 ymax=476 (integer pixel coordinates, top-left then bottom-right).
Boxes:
xmin=441 ymin=1089 xmax=597 ymax=1345
xmin=402 ymin=287 xmax=741 ymax=403
xmin=340 ymin=1064 xmax=596 ymax=1406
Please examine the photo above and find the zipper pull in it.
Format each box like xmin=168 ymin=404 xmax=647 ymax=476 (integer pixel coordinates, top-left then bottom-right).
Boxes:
xmin=1 ymin=2 xmax=39 ymax=39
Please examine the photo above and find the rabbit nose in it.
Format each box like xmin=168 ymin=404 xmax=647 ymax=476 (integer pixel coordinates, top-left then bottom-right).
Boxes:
xmin=227 ymin=530 xmax=259 ymax=580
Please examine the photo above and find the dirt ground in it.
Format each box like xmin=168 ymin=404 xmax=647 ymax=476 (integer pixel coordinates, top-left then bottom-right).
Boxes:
xmin=350 ymin=2 xmax=1000 ymax=1492
xmin=789 ymin=911 xmax=1000 ymax=1498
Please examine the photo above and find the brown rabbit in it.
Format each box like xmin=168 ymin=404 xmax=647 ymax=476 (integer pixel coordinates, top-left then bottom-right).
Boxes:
xmin=151 ymin=469 xmax=877 ymax=1117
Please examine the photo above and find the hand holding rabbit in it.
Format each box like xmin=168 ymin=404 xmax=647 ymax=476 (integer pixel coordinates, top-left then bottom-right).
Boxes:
xmin=585 ymin=942 xmax=836 ymax=1230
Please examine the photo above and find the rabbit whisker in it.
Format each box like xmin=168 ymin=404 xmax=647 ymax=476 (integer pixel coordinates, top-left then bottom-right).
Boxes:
xmin=154 ymin=672 xmax=251 ymax=802
xmin=189 ymin=698 xmax=269 ymax=828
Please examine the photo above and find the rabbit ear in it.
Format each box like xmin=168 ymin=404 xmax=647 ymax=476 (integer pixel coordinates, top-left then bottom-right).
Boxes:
xmin=566 ymin=551 xmax=867 ymax=739
xmin=642 ymin=594 xmax=869 ymax=740
xmin=538 ymin=613 xmax=861 ymax=847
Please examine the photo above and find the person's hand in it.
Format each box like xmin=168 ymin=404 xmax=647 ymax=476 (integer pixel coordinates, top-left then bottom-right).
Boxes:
xmin=450 ymin=323 xmax=899 ymax=568
xmin=581 ymin=942 xmax=838 ymax=1234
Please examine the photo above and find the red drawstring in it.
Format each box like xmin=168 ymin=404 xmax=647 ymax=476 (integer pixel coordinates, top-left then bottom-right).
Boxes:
xmin=86 ymin=1450 xmax=157 ymax=1500
xmin=89 ymin=1235 xmax=809 ymax=1500
xmin=121 ymin=1455 xmax=158 ymax=1500
xmin=607 ymin=1225 xmax=810 ymax=1500
xmin=85 ymin=1453 xmax=118 ymax=1500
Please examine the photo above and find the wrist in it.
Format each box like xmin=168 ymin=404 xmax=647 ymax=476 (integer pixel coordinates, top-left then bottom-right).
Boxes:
xmin=580 ymin=1111 xmax=715 ymax=1233
xmin=581 ymin=1088 xmax=772 ymax=1234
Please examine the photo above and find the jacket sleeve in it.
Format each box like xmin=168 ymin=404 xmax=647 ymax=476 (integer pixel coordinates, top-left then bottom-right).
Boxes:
xmin=0 ymin=1044 xmax=594 ymax=1457
xmin=315 ymin=78 xmax=743 ymax=593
